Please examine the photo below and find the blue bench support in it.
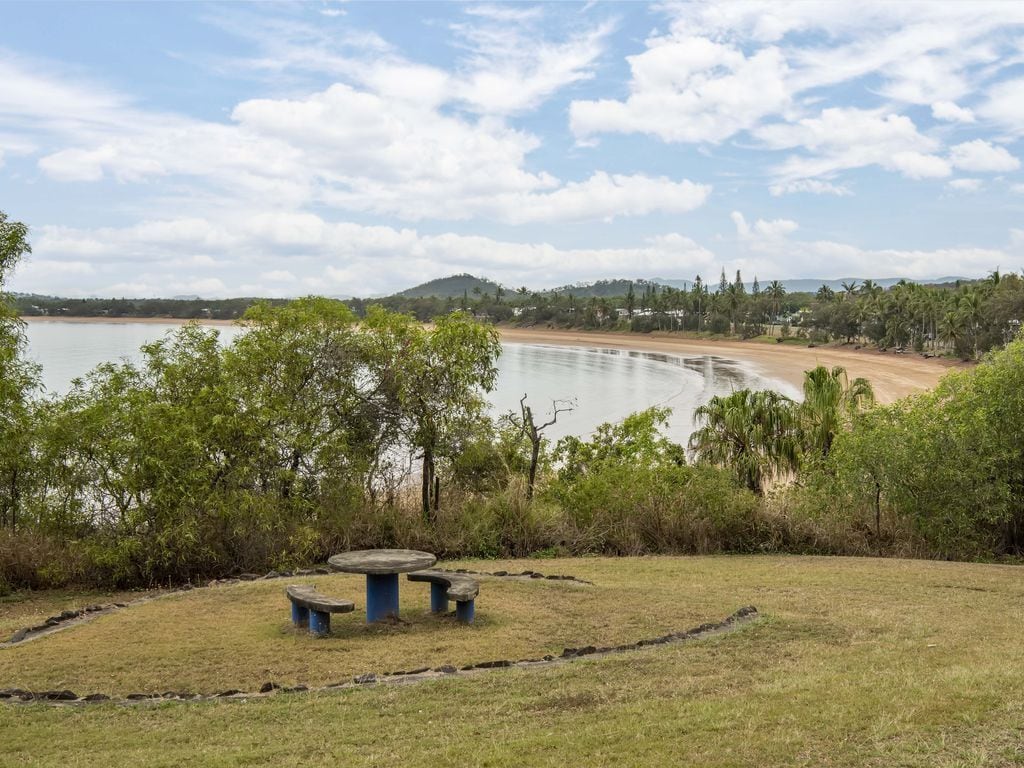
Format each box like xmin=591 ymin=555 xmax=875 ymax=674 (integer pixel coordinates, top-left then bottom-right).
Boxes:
xmin=407 ymin=570 xmax=479 ymax=624
xmin=285 ymin=585 xmax=354 ymax=636
xmin=429 ymin=582 xmax=449 ymax=613
xmin=309 ymin=610 xmax=331 ymax=636
xmin=366 ymin=572 xmax=400 ymax=623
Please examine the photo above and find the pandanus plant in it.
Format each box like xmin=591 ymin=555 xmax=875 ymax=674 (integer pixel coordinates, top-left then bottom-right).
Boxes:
xmin=690 ymin=389 xmax=800 ymax=495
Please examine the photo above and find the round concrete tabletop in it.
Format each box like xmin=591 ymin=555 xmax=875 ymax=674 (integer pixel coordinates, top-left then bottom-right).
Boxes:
xmin=327 ymin=549 xmax=437 ymax=576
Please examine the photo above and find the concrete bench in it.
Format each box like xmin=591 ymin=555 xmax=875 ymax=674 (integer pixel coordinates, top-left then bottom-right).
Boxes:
xmin=285 ymin=585 xmax=354 ymax=636
xmin=406 ymin=570 xmax=479 ymax=623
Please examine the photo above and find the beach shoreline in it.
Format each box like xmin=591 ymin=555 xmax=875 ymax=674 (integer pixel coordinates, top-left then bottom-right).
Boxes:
xmin=499 ymin=327 xmax=959 ymax=404
xmin=23 ymin=316 xmax=958 ymax=403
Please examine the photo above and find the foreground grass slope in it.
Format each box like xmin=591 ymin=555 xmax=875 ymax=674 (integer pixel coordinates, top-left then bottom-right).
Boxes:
xmin=3 ymin=555 xmax=1024 ymax=767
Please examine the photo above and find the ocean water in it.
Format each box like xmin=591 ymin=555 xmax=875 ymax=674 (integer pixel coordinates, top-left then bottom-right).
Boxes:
xmin=22 ymin=321 xmax=797 ymax=445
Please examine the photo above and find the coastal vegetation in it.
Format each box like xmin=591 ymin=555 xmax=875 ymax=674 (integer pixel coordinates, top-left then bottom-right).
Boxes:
xmin=17 ymin=268 xmax=1024 ymax=362
xmin=3 ymin=212 xmax=1024 ymax=592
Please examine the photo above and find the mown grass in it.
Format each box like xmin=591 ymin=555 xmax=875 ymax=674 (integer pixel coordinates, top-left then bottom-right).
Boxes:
xmin=3 ymin=555 xmax=1024 ymax=767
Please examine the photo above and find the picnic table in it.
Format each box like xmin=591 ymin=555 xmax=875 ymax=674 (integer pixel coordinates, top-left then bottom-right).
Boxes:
xmin=327 ymin=549 xmax=437 ymax=623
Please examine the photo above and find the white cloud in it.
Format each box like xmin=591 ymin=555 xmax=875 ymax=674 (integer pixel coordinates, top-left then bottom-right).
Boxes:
xmin=949 ymin=140 xmax=1020 ymax=172
xmin=571 ymin=38 xmax=791 ymax=144
xmin=261 ymin=269 xmax=297 ymax=283
xmin=16 ymin=54 xmax=707 ymax=225
xmin=931 ymin=101 xmax=976 ymax=123
xmin=757 ymin=108 xmax=950 ymax=181
xmin=979 ymin=78 xmax=1024 ymax=134
xmin=731 ymin=211 xmax=799 ymax=241
xmin=729 ymin=210 xmax=1006 ymax=280
xmin=947 ymin=178 xmax=984 ymax=193
xmin=769 ymin=179 xmax=852 ymax=197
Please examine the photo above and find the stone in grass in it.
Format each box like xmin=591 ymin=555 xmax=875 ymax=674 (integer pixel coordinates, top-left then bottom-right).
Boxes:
xmin=259 ymin=682 xmax=280 ymax=693
xmin=82 ymin=693 xmax=110 ymax=702
xmin=473 ymin=660 xmax=512 ymax=669
xmin=58 ymin=609 xmax=80 ymax=620
xmin=216 ymin=690 xmax=242 ymax=697
xmin=8 ymin=629 xmax=29 ymax=643
xmin=491 ymin=570 xmax=508 ymax=576
xmin=354 ymin=673 xmax=377 ymax=684
xmin=313 ymin=567 xmax=330 ymax=575
xmin=281 ymin=685 xmax=308 ymax=693
xmin=38 ymin=690 xmax=79 ymax=701
xmin=434 ymin=665 xmax=457 ymax=675
xmin=126 ymin=693 xmax=159 ymax=700
xmin=264 ymin=571 xmax=280 ymax=580
xmin=238 ymin=573 xmax=260 ymax=581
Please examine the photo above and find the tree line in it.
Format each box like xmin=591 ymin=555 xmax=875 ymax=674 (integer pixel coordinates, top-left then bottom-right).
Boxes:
xmin=18 ymin=269 xmax=1024 ymax=362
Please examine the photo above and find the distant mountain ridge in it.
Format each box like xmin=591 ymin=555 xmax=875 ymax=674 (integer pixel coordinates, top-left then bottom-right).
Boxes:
xmin=396 ymin=273 xmax=505 ymax=299
xmin=391 ymin=273 xmax=973 ymax=300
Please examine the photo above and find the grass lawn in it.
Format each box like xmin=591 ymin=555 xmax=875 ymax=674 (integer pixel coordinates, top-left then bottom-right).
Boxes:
xmin=3 ymin=555 xmax=1024 ymax=766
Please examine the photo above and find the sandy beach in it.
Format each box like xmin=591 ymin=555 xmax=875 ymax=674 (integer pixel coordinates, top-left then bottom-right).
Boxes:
xmin=499 ymin=327 xmax=961 ymax=404
xmin=23 ymin=317 xmax=958 ymax=403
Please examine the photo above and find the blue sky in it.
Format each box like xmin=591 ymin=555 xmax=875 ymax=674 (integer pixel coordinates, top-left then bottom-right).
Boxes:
xmin=1 ymin=1 xmax=1023 ymax=297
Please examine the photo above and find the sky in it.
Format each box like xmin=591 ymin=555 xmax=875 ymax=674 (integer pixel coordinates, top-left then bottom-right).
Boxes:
xmin=2 ymin=1 xmax=1024 ymax=298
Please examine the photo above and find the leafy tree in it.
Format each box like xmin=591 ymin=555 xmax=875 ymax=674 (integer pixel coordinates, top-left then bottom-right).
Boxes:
xmin=365 ymin=309 xmax=500 ymax=519
xmin=0 ymin=212 xmax=39 ymax=532
xmin=690 ymin=390 xmax=799 ymax=494
xmin=798 ymin=365 xmax=874 ymax=459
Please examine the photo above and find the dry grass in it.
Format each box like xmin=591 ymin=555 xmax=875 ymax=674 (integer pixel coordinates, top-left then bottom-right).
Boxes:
xmin=3 ymin=555 xmax=1024 ymax=767
xmin=0 ymin=562 xmax=735 ymax=694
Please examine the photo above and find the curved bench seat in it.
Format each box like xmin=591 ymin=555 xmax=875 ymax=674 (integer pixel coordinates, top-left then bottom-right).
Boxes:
xmin=406 ymin=570 xmax=479 ymax=623
xmin=285 ymin=585 xmax=354 ymax=636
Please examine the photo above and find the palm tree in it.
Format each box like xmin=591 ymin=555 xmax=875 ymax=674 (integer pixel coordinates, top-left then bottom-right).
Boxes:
xmin=766 ymin=280 xmax=786 ymax=334
xmin=798 ymin=365 xmax=874 ymax=459
xmin=690 ymin=389 xmax=799 ymax=494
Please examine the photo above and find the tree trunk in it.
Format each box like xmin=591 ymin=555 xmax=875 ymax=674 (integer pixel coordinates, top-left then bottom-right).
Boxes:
xmin=421 ymin=448 xmax=434 ymax=521
xmin=527 ymin=440 xmax=540 ymax=500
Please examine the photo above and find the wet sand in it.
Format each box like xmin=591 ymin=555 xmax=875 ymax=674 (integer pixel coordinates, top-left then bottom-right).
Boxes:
xmin=499 ymin=328 xmax=961 ymax=404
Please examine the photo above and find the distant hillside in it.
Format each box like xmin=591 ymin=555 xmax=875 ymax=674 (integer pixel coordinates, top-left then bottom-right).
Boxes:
xmin=545 ymin=279 xmax=665 ymax=298
xmin=652 ymin=276 xmax=971 ymax=294
xmin=396 ymin=273 xmax=505 ymax=299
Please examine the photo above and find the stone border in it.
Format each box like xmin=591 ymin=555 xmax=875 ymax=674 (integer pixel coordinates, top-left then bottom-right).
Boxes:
xmin=0 ymin=566 xmax=592 ymax=647
xmin=0 ymin=606 xmax=757 ymax=706
xmin=438 ymin=567 xmax=593 ymax=585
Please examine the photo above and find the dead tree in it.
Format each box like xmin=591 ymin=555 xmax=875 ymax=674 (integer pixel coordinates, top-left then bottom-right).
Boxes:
xmin=510 ymin=394 xmax=573 ymax=500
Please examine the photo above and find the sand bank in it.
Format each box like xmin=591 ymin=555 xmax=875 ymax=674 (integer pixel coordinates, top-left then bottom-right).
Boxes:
xmin=499 ymin=328 xmax=961 ymax=404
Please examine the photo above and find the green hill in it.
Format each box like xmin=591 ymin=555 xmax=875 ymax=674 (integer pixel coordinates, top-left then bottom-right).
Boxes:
xmin=545 ymin=279 xmax=667 ymax=298
xmin=396 ymin=273 xmax=505 ymax=299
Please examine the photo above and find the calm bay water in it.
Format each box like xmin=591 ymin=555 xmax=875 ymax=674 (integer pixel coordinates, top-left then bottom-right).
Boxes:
xmin=23 ymin=321 xmax=797 ymax=445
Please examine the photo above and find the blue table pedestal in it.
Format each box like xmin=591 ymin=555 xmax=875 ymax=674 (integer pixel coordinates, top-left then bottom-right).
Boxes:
xmin=455 ymin=600 xmax=475 ymax=624
xmin=429 ymin=583 xmax=449 ymax=613
xmin=309 ymin=609 xmax=331 ymax=636
xmin=291 ymin=603 xmax=310 ymax=627
xmin=366 ymin=573 xmax=400 ymax=622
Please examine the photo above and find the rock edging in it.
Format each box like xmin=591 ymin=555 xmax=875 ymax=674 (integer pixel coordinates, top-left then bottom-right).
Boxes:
xmin=0 ymin=606 xmax=758 ymax=706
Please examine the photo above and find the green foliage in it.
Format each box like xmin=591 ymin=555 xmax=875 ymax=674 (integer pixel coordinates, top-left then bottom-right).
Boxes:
xmin=795 ymin=334 xmax=1024 ymax=557
xmin=553 ymin=407 xmax=684 ymax=483
xmin=690 ymin=390 xmax=799 ymax=494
